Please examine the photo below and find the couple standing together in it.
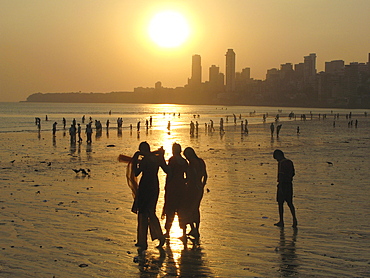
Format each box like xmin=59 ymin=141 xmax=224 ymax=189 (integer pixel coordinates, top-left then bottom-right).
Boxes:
xmin=127 ymin=142 xmax=207 ymax=251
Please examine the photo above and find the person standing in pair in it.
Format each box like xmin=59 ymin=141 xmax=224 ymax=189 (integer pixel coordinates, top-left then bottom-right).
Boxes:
xmin=131 ymin=142 xmax=167 ymax=250
xmin=162 ymin=143 xmax=188 ymax=238
xmin=179 ymin=147 xmax=208 ymax=240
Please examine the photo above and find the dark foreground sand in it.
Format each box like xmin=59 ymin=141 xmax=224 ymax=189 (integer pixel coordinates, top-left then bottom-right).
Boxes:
xmin=0 ymin=114 xmax=369 ymax=277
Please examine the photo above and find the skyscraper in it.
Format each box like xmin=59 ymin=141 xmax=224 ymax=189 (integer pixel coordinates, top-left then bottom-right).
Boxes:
xmin=189 ymin=54 xmax=202 ymax=86
xmin=303 ymin=53 xmax=317 ymax=84
xmin=225 ymin=49 xmax=236 ymax=93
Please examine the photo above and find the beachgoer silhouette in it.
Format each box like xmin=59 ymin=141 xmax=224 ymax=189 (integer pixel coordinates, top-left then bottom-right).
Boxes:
xmin=52 ymin=122 xmax=57 ymax=136
xmin=190 ymin=121 xmax=195 ymax=136
xmin=77 ymin=123 xmax=83 ymax=143
xmin=162 ymin=143 xmax=188 ymax=238
xmin=273 ymin=149 xmax=297 ymax=228
xmin=276 ymin=124 xmax=282 ymax=137
xmin=130 ymin=142 xmax=167 ymax=250
xmin=178 ymin=147 xmax=208 ymax=241
xmin=86 ymin=123 xmax=93 ymax=143
xmin=270 ymin=123 xmax=275 ymax=137
xmin=296 ymin=126 xmax=300 ymax=135
xmin=62 ymin=118 xmax=66 ymax=129
xmin=69 ymin=124 xmax=76 ymax=143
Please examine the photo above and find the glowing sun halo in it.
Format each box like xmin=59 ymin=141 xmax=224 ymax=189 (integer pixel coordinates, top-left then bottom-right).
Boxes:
xmin=148 ymin=11 xmax=190 ymax=48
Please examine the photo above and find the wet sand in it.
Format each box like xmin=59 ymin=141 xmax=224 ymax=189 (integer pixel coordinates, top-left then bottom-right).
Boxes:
xmin=0 ymin=114 xmax=369 ymax=277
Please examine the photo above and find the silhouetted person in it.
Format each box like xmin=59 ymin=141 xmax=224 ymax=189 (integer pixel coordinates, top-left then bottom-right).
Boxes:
xmin=62 ymin=117 xmax=66 ymax=129
xmin=131 ymin=142 xmax=167 ymax=250
xmin=296 ymin=126 xmax=300 ymax=135
xmin=77 ymin=123 xmax=83 ymax=143
xmin=86 ymin=124 xmax=93 ymax=143
xmin=178 ymin=147 xmax=208 ymax=241
xmin=190 ymin=121 xmax=195 ymax=136
xmin=69 ymin=124 xmax=76 ymax=143
xmin=162 ymin=143 xmax=188 ymax=238
xmin=270 ymin=123 xmax=275 ymax=137
xmin=276 ymin=124 xmax=282 ymax=137
xmin=52 ymin=122 xmax=57 ymax=136
xmin=273 ymin=149 xmax=297 ymax=228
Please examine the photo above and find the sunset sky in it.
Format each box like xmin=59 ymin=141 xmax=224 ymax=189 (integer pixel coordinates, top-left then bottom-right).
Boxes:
xmin=1 ymin=0 xmax=369 ymax=102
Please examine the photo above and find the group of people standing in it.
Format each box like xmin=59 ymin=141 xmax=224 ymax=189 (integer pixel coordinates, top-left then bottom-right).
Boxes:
xmin=121 ymin=142 xmax=207 ymax=251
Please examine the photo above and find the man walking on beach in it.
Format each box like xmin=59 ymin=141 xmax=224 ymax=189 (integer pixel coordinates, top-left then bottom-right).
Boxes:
xmin=273 ymin=149 xmax=298 ymax=228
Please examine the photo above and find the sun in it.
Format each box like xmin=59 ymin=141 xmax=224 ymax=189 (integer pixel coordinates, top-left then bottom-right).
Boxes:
xmin=148 ymin=10 xmax=190 ymax=48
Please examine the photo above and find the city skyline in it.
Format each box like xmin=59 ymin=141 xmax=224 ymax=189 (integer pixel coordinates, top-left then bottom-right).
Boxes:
xmin=1 ymin=0 xmax=370 ymax=102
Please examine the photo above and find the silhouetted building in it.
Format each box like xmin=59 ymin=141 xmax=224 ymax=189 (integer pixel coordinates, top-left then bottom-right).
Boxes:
xmin=325 ymin=60 xmax=344 ymax=74
xmin=225 ymin=49 xmax=236 ymax=93
xmin=188 ymin=54 xmax=202 ymax=86
xmin=209 ymin=65 xmax=224 ymax=88
xmin=304 ymin=53 xmax=317 ymax=84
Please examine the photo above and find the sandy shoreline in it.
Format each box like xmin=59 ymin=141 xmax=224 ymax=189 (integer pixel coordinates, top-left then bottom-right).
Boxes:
xmin=0 ymin=113 xmax=370 ymax=277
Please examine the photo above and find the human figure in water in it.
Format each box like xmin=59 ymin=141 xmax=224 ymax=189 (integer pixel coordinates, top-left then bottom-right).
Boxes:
xmin=130 ymin=142 xmax=167 ymax=250
xmin=276 ymin=124 xmax=282 ymax=137
xmin=52 ymin=122 xmax=57 ymax=136
xmin=273 ymin=149 xmax=298 ymax=228
xmin=270 ymin=123 xmax=275 ymax=137
xmin=162 ymin=143 xmax=188 ymax=238
xmin=178 ymin=147 xmax=208 ymax=241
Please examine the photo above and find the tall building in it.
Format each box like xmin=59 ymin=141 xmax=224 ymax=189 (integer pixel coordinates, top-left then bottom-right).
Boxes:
xmin=189 ymin=54 xmax=202 ymax=86
xmin=225 ymin=49 xmax=236 ymax=93
xmin=209 ymin=65 xmax=220 ymax=84
xmin=303 ymin=53 xmax=317 ymax=84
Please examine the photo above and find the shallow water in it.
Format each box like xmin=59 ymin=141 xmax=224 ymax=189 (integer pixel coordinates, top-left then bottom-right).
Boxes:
xmin=0 ymin=103 xmax=369 ymax=277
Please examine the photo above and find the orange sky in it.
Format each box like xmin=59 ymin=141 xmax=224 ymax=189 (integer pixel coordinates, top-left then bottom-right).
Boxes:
xmin=1 ymin=0 xmax=369 ymax=102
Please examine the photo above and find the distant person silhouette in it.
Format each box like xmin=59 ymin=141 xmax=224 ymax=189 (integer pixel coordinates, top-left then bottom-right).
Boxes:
xmin=69 ymin=124 xmax=76 ymax=143
xmin=276 ymin=124 xmax=282 ymax=137
xmin=77 ymin=123 xmax=83 ymax=143
xmin=162 ymin=143 xmax=188 ymax=238
xmin=86 ymin=124 xmax=93 ymax=143
xmin=178 ymin=147 xmax=208 ymax=241
xmin=273 ymin=149 xmax=297 ymax=228
xmin=52 ymin=122 xmax=57 ymax=136
xmin=270 ymin=123 xmax=275 ymax=137
xmin=130 ymin=142 xmax=167 ymax=250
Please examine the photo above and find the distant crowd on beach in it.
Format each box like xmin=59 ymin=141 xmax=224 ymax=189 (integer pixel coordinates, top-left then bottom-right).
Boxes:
xmin=35 ymin=110 xmax=368 ymax=145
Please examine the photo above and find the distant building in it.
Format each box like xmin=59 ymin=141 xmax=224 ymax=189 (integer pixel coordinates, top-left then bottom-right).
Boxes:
xmin=303 ymin=53 xmax=317 ymax=84
xmin=188 ymin=54 xmax=202 ymax=86
xmin=325 ymin=60 xmax=344 ymax=74
xmin=241 ymin=67 xmax=251 ymax=80
xmin=225 ymin=49 xmax=236 ymax=93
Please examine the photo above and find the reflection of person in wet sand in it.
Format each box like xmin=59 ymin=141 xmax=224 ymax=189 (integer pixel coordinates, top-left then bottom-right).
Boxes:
xmin=273 ymin=149 xmax=298 ymax=228
xmin=178 ymin=147 xmax=208 ymax=240
xmin=162 ymin=143 xmax=188 ymax=238
xmin=130 ymin=142 xmax=167 ymax=250
xmin=277 ymin=228 xmax=298 ymax=276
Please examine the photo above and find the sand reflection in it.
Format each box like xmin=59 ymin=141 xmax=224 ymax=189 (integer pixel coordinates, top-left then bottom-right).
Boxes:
xmin=277 ymin=228 xmax=298 ymax=276
xmin=137 ymin=218 xmax=211 ymax=277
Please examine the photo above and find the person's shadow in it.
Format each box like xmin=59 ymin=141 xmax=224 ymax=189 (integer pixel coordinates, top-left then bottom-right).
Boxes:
xmin=276 ymin=228 xmax=299 ymax=276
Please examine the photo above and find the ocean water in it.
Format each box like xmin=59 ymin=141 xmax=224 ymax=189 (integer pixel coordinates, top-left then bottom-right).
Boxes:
xmin=0 ymin=102 xmax=368 ymax=133
xmin=0 ymin=102 xmax=370 ymax=277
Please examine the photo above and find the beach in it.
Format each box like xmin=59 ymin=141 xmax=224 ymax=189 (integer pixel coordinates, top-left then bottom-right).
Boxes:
xmin=0 ymin=106 xmax=370 ymax=277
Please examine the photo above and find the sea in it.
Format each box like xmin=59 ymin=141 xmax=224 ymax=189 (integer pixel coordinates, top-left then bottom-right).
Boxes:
xmin=0 ymin=102 xmax=368 ymax=133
